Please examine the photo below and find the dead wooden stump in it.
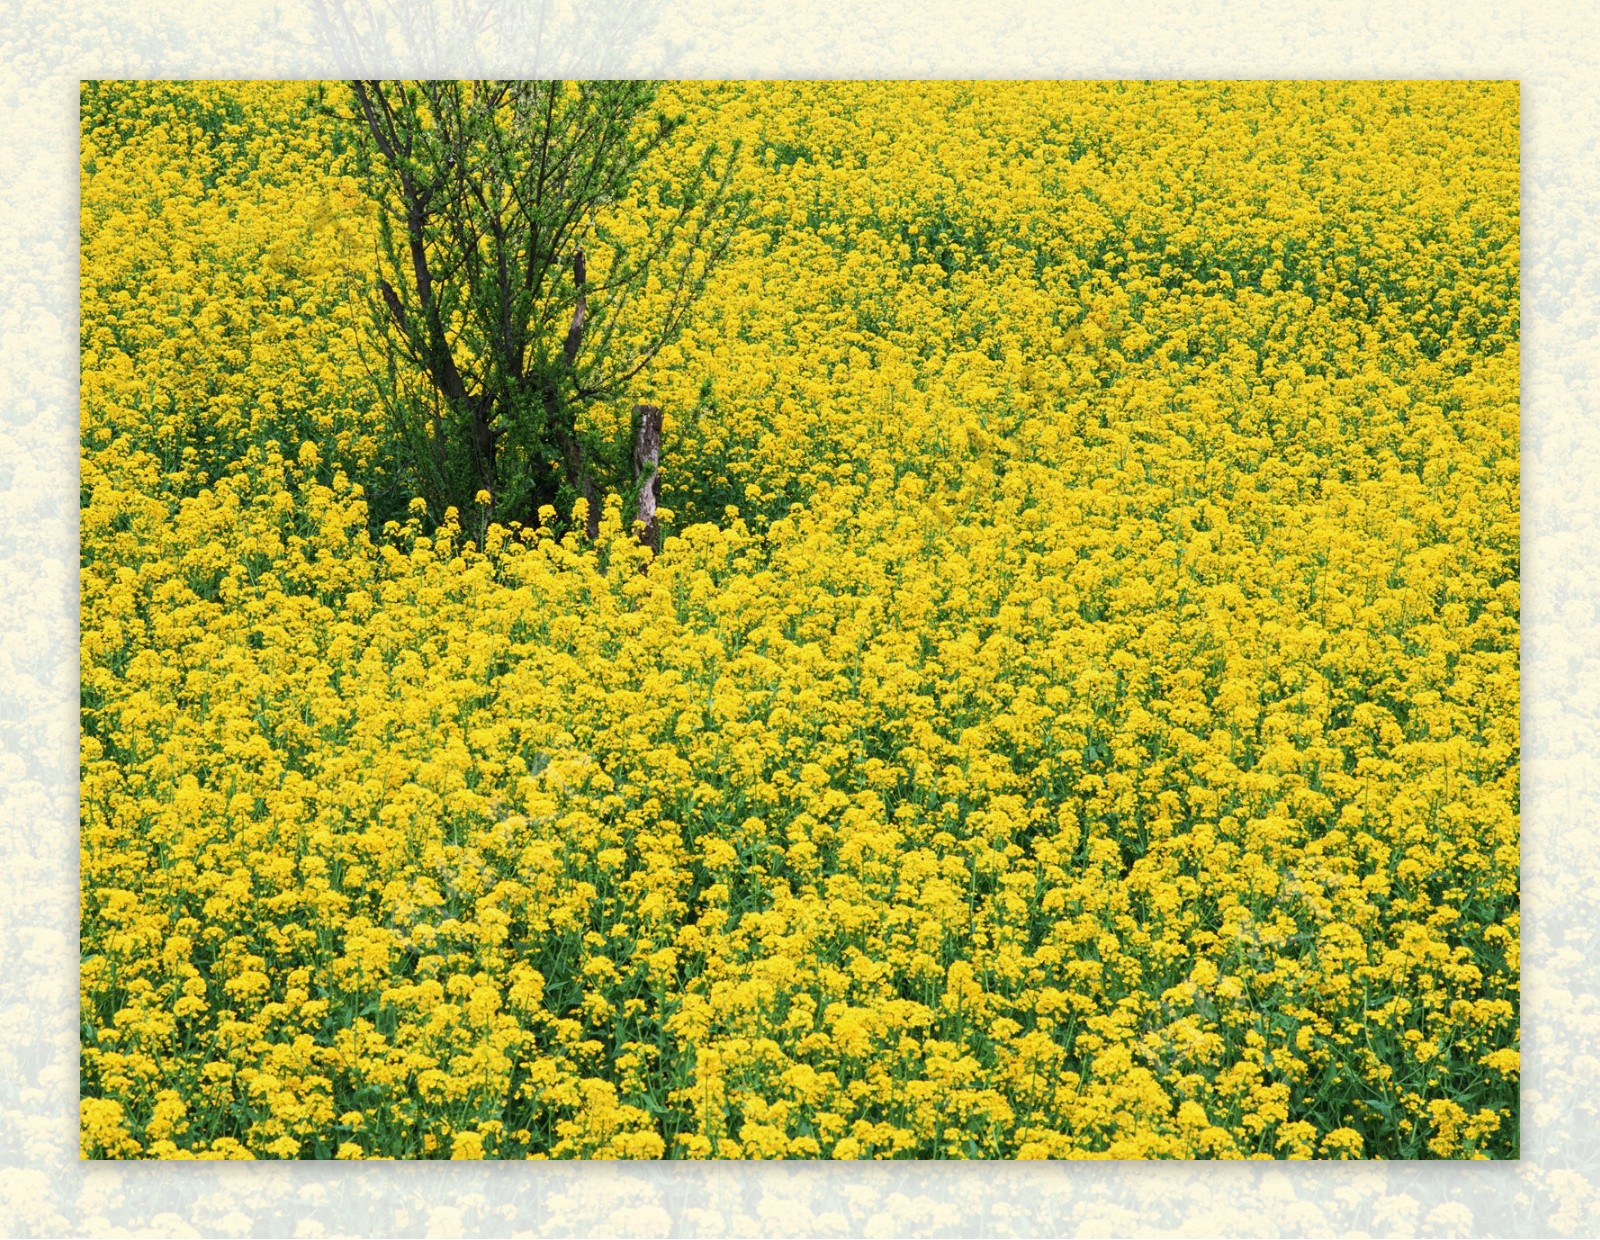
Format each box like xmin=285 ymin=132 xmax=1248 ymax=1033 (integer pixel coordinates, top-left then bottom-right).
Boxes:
xmin=632 ymin=402 xmax=662 ymax=551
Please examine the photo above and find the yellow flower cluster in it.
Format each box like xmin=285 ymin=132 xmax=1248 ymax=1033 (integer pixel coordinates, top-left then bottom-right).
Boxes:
xmin=81 ymin=80 xmax=1518 ymax=1159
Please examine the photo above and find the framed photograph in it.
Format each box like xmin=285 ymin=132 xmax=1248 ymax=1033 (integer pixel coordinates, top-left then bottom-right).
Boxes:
xmin=80 ymin=77 xmax=1519 ymax=1166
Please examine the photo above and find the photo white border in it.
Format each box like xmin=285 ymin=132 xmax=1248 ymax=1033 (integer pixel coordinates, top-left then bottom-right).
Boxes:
xmin=5 ymin=1 xmax=1592 ymax=1234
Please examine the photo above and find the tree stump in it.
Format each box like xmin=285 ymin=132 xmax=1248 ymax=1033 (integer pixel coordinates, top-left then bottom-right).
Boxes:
xmin=632 ymin=402 xmax=663 ymax=550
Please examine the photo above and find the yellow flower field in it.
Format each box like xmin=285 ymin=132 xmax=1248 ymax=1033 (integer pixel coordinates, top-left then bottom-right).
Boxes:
xmin=80 ymin=80 xmax=1519 ymax=1160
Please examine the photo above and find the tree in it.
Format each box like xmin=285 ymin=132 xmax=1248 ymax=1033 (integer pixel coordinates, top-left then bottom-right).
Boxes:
xmin=345 ymin=79 xmax=744 ymax=543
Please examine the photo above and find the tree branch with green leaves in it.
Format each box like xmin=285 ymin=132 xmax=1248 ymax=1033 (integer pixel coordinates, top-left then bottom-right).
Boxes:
xmin=345 ymin=78 xmax=747 ymax=543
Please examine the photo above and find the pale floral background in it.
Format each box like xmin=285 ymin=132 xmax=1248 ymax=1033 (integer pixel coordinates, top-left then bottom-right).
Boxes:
xmin=3 ymin=0 xmax=1593 ymax=1234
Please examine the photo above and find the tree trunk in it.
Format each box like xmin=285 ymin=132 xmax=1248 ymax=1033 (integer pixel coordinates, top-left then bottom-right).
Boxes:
xmin=539 ymin=378 xmax=598 ymax=539
xmin=553 ymin=246 xmax=598 ymax=540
